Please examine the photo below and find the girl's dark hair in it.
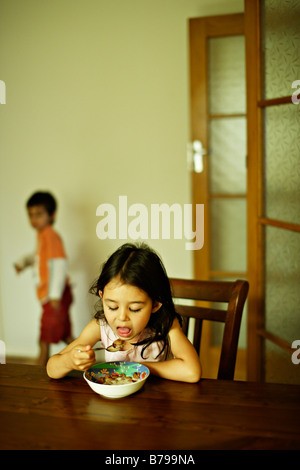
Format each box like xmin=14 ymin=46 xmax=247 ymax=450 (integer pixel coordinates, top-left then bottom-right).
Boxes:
xmin=89 ymin=243 xmax=180 ymax=359
xmin=26 ymin=191 xmax=57 ymax=217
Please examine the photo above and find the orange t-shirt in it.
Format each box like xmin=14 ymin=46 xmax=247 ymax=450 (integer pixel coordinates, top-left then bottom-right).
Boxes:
xmin=36 ymin=225 xmax=67 ymax=301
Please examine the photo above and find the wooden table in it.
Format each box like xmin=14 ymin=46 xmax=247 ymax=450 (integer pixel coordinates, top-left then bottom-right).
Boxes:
xmin=1 ymin=363 xmax=300 ymax=451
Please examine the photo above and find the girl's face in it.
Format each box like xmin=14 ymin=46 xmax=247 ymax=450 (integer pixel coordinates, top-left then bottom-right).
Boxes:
xmin=99 ymin=276 xmax=161 ymax=345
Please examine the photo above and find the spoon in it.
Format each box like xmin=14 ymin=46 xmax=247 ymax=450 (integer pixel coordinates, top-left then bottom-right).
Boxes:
xmin=78 ymin=339 xmax=124 ymax=353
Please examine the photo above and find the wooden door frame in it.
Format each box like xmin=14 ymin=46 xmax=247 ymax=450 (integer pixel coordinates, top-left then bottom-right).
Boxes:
xmin=244 ymin=0 xmax=264 ymax=381
xmin=189 ymin=14 xmax=245 ymax=376
xmin=245 ymin=0 xmax=300 ymax=381
xmin=189 ymin=13 xmax=245 ymax=283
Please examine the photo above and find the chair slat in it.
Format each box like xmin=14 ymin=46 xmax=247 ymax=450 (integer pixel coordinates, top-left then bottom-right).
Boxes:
xmin=174 ymin=304 xmax=227 ymax=323
xmin=171 ymin=278 xmax=237 ymax=302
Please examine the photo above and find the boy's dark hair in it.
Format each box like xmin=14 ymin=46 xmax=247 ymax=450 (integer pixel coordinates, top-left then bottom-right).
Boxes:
xmin=89 ymin=243 xmax=181 ymax=359
xmin=26 ymin=191 xmax=57 ymax=216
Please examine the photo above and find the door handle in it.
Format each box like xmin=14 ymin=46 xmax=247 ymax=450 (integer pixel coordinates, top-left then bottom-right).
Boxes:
xmin=187 ymin=140 xmax=207 ymax=173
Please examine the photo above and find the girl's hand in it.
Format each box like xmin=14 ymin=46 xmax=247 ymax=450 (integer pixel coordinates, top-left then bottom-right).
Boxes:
xmin=69 ymin=344 xmax=96 ymax=371
xmin=46 ymin=319 xmax=101 ymax=379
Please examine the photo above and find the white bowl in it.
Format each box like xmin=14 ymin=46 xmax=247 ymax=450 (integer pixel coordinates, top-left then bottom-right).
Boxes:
xmin=84 ymin=361 xmax=150 ymax=399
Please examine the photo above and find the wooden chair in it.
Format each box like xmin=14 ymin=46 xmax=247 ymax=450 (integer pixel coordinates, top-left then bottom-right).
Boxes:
xmin=169 ymin=278 xmax=249 ymax=380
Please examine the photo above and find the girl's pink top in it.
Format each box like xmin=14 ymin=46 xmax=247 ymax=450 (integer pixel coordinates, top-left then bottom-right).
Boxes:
xmin=100 ymin=321 xmax=168 ymax=363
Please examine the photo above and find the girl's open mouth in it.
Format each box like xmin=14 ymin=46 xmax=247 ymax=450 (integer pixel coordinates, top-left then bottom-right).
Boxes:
xmin=117 ymin=327 xmax=132 ymax=338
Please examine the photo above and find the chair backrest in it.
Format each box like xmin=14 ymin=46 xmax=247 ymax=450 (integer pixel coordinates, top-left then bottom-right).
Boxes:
xmin=169 ymin=278 xmax=249 ymax=380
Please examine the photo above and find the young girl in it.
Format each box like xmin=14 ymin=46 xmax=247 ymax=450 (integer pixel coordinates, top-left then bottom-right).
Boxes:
xmin=46 ymin=243 xmax=201 ymax=383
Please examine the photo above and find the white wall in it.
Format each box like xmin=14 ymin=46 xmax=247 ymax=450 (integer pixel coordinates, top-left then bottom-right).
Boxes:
xmin=0 ymin=0 xmax=244 ymax=358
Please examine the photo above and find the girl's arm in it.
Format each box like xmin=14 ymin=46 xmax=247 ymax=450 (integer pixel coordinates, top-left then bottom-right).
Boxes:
xmin=144 ymin=318 xmax=201 ymax=383
xmin=46 ymin=319 xmax=100 ymax=379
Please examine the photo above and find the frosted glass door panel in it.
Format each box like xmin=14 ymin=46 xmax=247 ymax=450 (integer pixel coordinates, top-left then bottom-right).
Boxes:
xmin=208 ymin=35 xmax=246 ymax=114
xmin=262 ymin=0 xmax=300 ymax=100
xmin=208 ymin=33 xmax=247 ymax=275
xmin=209 ymin=117 xmax=247 ymax=194
xmin=210 ymin=199 xmax=247 ymax=273
xmin=265 ymin=104 xmax=300 ymax=224
xmin=265 ymin=226 xmax=300 ymax=342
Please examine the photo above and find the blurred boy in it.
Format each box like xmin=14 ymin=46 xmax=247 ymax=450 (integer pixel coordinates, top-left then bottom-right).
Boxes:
xmin=15 ymin=191 xmax=73 ymax=365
